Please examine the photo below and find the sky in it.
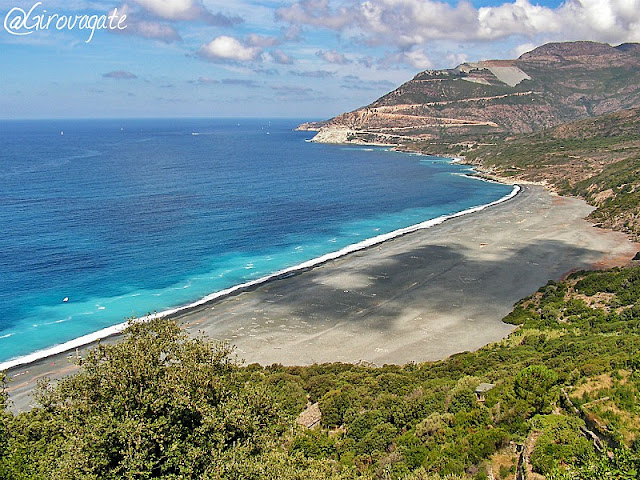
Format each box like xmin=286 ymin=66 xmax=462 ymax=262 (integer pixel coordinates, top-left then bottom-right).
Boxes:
xmin=1 ymin=0 xmax=640 ymax=119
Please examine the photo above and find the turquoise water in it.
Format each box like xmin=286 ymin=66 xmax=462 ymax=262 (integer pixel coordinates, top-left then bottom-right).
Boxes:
xmin=0 ymin=118 xmax=512 ymax=365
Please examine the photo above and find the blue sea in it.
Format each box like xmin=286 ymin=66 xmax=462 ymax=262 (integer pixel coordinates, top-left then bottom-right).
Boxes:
xmin=0 ymin=118 xmax=513 ymax=367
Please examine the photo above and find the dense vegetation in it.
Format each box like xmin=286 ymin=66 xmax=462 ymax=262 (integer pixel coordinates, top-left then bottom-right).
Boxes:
xmin=2 ymin=266 xmax=640 ymax=479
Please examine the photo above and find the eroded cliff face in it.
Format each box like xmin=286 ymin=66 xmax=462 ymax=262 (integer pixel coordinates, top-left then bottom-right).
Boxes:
xmin=309 ymin=41 xmax=640 ymax=145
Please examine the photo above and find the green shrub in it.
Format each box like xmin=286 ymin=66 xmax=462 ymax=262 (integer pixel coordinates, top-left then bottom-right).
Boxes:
xmin=530 ymin=415 xmax=594 ymax=475
xmin=514 ymin=365 xmax=559 ymax=415
xmin=319 ymin=388 xmax=353 ymax=428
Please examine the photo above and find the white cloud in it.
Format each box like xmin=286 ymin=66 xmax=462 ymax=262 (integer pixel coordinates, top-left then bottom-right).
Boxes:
xmin=132 ymin=0 xmax=201 ymax=20
xmin=381 ymin=48 xmax=433 ymax=70
xmin=269 ymin=49 xmax=294 ymax=64
xmin=109 ymin=2 xmax=242 ymax=43
xmin=402 ymin=49 xmax=433 ymax=69
xmin=446 ymin=52 xmax=469 ymax=66
xmin=558 ymin=0 xmax=640 ymax=43
xmin=477 ymin=0 xmax=561 ymax=39
xmin=512 ymin=42 xmax=538 ymax=58
xmin=357 ymin=56 xmax=374 ymax=68
xmin=317 ymin=49 xmax=351 ymax=64
xmin=109 ymin=4 xmax=181 ymax=42
xmin=359 ymin=0 xmax=477 ymax=46
xmin=199 ymin=36 xmax=262 ymax=62
xmin=276 ymin=0 xmax=354 ymax=30
xmin=131 ymin=20 xmax=181 ymax=41
xmin=247 ymin=34 xmax=281 ymax=47
xmin=282 ymin=24 xmax=303 ymax=41
xmin=131 ymin=0 xmax=242 ymax=25
xmin=275 ymin=0 xmax=640 ymax=49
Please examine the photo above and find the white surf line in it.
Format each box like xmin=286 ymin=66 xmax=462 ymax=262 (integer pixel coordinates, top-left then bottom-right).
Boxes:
xmin=0 ymin=184 xmax=521 ymax=372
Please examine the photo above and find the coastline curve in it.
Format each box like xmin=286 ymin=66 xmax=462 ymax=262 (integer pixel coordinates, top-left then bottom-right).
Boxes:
xmin=0 ymin=183 xmax=521 ymax=372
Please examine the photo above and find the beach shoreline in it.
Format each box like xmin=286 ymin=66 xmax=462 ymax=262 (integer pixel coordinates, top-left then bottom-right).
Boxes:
xmin=0 ymin=181 xmax=520 ymax=372
xmin=5 ymin=184 xmax=638 ymax=412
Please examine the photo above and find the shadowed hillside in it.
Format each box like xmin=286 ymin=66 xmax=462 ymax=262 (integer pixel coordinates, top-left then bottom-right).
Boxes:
xmin=454 ymin=107 xmax=640 ymax=240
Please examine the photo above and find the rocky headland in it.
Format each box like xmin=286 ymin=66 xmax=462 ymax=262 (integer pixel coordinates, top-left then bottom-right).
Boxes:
xmin=306 ymin=41 xmax=640 ymax=146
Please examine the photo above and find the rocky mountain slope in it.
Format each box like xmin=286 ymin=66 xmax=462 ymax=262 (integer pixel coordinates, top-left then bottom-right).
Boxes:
xmin=303 ymin=41 xmax=640 ymax=145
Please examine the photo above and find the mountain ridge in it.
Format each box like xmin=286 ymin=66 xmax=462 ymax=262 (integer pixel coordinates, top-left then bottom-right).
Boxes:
xmin=303 ymin=41 xmax=640 ymax=146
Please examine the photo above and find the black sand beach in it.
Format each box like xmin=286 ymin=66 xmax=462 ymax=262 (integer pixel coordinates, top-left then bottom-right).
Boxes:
xmin=5 ymin=185 xmax=637 ymax=412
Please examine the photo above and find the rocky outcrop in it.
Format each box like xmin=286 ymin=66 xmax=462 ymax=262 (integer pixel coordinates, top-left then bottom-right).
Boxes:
xmin=295 ymin=121 xmax=327 ymax=132
xmin=307 ymin=41 xmax=640 ymax=145
xmin=309 ymin=125 xmax=355 ymax=143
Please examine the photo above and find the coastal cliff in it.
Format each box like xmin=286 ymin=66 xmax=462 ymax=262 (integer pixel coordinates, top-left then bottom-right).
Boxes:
xmin=307 ymin=41 xmax=640 ymax=145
